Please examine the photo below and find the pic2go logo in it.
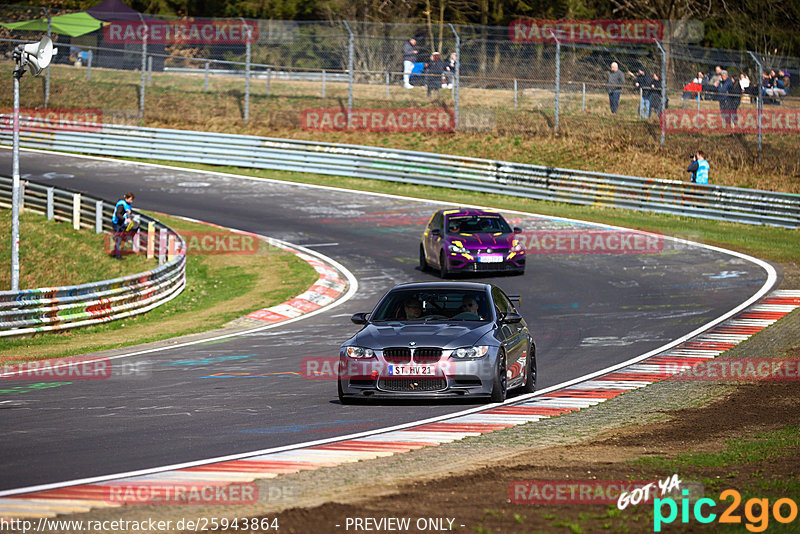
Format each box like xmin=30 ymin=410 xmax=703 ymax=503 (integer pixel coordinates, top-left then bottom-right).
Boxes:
xmin=654 ymin=489 xmax=798 ymax=532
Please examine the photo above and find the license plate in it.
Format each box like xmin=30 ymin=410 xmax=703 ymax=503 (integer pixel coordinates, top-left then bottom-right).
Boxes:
xmin=477 ymin=255 xmax=504 ymax=263
xmin=388 ymin=364 xmax=435 ymax=376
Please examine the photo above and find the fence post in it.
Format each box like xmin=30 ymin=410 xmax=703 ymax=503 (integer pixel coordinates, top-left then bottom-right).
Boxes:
xmin=342 ymin=21 xmax=354 ymax=122
xmin=95 ymin=200 xmax=103 ymax=234
xmin=138 ymin=13 xmax=147 ymax=121
xmin=204 ymin=61 xmax=209 ymax=92
xmin=46 ymin=187 xmax=54 ymax=220
xmin=87 ymin=50 xmax=93 ymax=81
xmin=554 ymin=37 xmax=561 ymax=133
xmin=386 ymin=71 xmax=390 ymax=99
xmin=449 ymin=23 xmax=460 ymax=129
xmin=748 ymin=51 xmax=763 ymax=160
xmin=513 ymin=79 xmax=518 ymax=108
xmin=147 ymin=221 xmax=155 ymax=259
xmin=42 ymin=7 xmax=51 ymax=108
xmin=655 ymin=40 xmax=666 ymax=146
xmin=322 ymin=69 xmax=326 ymax=99
xmin=147 ymin=56 xmax=152 ymax=86
xmin=72 ymin=193 xmax=81 ymax=230
xmin=242 ymin=18 xmax=252 ymax=124
xmin=582 ymin=82 xmax=586 ymax=112
xmin=266 ymin=67 xmax=271 ymax=97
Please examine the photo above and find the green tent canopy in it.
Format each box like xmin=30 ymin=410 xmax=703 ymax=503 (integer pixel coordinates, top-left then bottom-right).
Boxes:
xmin=0 ymin=12 xmax=104 ymax=38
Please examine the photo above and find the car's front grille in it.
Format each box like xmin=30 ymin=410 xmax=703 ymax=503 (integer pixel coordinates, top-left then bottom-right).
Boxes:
xmin=379 ymin=378 xmax=447 ymax=392
xmin=474 ymin=248 xmax=509 ymax=255
xmin=383 ymin=347 xmax=411 ymax=364
xmin=413 ymin=347 xmax=443 ymax=363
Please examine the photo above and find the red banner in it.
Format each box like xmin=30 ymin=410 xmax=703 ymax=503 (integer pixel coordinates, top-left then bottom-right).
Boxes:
xmin=104 ymin=20 xmax=258 ymax=44
xmin=301 ymin=108 xmax=455 ymax=132
xmin=509 ymin=19 xmax=662 ymax=43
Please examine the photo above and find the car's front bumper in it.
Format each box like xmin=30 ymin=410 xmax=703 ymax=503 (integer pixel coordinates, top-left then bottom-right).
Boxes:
xmin=447 ymin=252 xmax=525 ymax=273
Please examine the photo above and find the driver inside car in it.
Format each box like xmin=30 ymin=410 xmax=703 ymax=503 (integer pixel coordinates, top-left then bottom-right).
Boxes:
xmin=402 ymin=297 xmax=423 ymax=319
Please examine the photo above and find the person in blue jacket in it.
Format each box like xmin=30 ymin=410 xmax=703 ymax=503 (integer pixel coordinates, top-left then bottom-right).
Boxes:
xmin=111 ymin=192 xmax=135 ymax=259
xmin=687 ymin=151 xmax=710 ymax=184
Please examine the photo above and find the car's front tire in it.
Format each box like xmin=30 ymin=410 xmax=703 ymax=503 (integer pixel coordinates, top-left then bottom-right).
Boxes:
xmin=520 ymin=344 xmax=536 ymax=394
xmin=419 ymin=244 xmax=429 ymax=271
xmin=490 ymin=350 xmax=507 ymax=403
xmin=439 ymin=250 xmax=449 ymax=279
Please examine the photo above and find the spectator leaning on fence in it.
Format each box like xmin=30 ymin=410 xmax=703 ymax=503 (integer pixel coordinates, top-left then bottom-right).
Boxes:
xmin=634 ymin=68 xmax=649 ymax=118
xmin=714 ymin=70 xmax=735 ymax=125
xmin=607 ymin=62 xmax=625 ymax=114
xmin=444 ymin=52 xmax=457 ymax=89
xmin=648 ymin=72 xmax=665 ymax=118
xmin=403 ymin=38 xmax=418 ymax=89
xmin=111 ymin=192 xmax=135 ymax=260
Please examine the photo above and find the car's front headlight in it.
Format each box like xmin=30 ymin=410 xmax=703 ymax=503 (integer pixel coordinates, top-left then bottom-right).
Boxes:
xmin=448 ymin=244 xmax=468 ymax=253
xmin=345 ymin=346 xmax=376 ymax=359
xmin=450 ymin=346 xmax=490 ymax=359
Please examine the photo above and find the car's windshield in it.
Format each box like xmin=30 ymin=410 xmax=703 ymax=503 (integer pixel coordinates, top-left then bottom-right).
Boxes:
xmin=446 ymin=215 xmax=511 ymax=235
xmin=371 ymin=289 xmax=490 ymax=322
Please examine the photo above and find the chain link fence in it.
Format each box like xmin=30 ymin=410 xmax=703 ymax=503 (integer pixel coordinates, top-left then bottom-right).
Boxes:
xmin=1 ymin=5 xmax=798 ymax=157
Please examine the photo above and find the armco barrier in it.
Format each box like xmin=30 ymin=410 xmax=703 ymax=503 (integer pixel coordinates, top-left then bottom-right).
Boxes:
xmin=1 ymin=118 xmax=799 ymax=228
xmin=0 ymin=176 xmax=186 ymax=337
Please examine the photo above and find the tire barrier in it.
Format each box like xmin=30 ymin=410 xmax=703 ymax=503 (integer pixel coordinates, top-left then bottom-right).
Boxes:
xmin=0 ymin=176 xmax=186 ymax=337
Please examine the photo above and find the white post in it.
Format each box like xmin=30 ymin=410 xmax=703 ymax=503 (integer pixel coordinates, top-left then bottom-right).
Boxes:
xmin=72 ymin=193 xmax=81 ymax=230
xmin=46 ymin=187 xmax=54 ymax=220
xmin=147 ymin=221 xmax=155 ymax=259
xmin=158 ymin=228 xmax=166 ymax=265
xmin=95 ymin=200 xmax=103 ymax=233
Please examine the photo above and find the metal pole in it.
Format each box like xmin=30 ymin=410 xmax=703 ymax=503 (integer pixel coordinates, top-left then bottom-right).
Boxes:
xmin=147 ymin=55 xmax=152 ymax=86
xmin=242 ymin=18 xmax=251 ymax=123
xmin=342 ymin=21 xmax=354 ymax=122
xmin=449 ymin=23 xmax=460 ymax=129
xmin=11 ymin=65 xmax=22 ymax=291
xmin=138 ymin=14 xmax=147 ymax=121
xmin=748 ymin=51 xmax=763 ymax=159
xmin=204 ymin=61 xmax=209 ymax=92
xmin=385 ymin=71 xmax=390 ymax=99
xmin=554 ymin=37 xmax=560 ymax=133
xmin=582 ymin=82 xmax=586 ymax=112
xmin=322 ymin=69 xmax=326 ymax=98
xmin=87 ymin=50 xmax=92 ymax=80
xmin=46 ymin=187 xmax=54 ymax=220
xmin=266 ymin=67 xmax=271 ymax=97
xmin=655 ymin=40 xmax=666 ymax=146
xmin=513 ymin=79 xmax=517 ymax=108
xmin=43 ymin=8 xmax=51 ymax=108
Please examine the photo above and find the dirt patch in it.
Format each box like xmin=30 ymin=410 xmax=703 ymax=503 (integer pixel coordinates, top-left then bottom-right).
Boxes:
xmin=269 ymin=381 xmax=800 ymax=533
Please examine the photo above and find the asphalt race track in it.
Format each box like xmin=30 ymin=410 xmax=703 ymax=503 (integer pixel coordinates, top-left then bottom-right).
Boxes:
xmin=0 ymin=149 xmax=775 ymax=492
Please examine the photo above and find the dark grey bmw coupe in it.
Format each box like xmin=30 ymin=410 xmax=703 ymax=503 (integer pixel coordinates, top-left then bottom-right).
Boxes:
xmin=338 ymin=281 xmax=536 ymax=403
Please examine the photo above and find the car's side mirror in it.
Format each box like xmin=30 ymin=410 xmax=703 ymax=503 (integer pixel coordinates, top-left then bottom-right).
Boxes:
xmin=513 ymin=227 xmax=522 ymax=234
xmin=430 ymin=228 xmax=441 ymax=237
xmin=350 ymin=313 xmax=369 ymax=325
xmin=502 ymin=312 xmax=523 ymax=324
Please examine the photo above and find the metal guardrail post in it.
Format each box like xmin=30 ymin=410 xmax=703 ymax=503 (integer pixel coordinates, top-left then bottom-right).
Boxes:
xmin=138 ymin=13 xmax=147 ymax=121
xmin=242 ymin=18 xmax=252 ymax=124
xmin=342 ymin=21 xmax=354 ymax=122
xmin=748 ymin=51 xmax=763 ymax=160
xmin=72 ymin=193 xmax=81 ymax=230
xmin=95 ymin=200 xmax=103 ymax=233
xmin=449 ymin=23 xmax=460 ymax=129
xmin=46 ymin=187 xmax=54 ymax=220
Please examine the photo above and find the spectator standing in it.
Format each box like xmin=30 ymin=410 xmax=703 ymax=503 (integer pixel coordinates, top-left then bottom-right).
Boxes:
xmin=709 ymin=65 xmax=723 ymax=88
xmin=739 ymin=73 xmax=751 ymax=103
xmin=648 ymin=72 xmax=664 ymax=118
xmin=694 ymin=151 xmax=709 ymax=184
xmin=715 ymin=70 xmax=735 ymax=125
xmin=111 ymin=192 xmax=135 ymax=260
xmin=607 ymin=62 xmax=625 ymax=114
xmin=634 ymin=68 xmax=649 ymax=118
xmin=425 ymin=52 xmax=445 ymax=99
xmin=443 ymin=52 xmax=457 ymax=89
xmin=403 ymin=38 xmax=418 ymax=89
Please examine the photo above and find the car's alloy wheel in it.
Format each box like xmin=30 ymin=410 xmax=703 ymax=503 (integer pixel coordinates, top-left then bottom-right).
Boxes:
xmin=490 ymin=350 xmax=507 ymax=403
xmin=419 ymin=244 xmax=428 ymax=271
xmin=439 ymin=250 xmax=449 ymax=279
xmin=520 ymin=344 xmax=536 ymax=394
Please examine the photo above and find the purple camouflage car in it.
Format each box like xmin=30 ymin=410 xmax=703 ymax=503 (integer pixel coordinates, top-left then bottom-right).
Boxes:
xmin=419 ymin=208 xmax=526 ymax=277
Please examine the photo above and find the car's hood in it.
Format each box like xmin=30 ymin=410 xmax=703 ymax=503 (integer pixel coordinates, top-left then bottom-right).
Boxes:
xmin=447 ymin=233 xmax=514 ymax=250
xmin=353 ymin=322 xmax=494 ymax=350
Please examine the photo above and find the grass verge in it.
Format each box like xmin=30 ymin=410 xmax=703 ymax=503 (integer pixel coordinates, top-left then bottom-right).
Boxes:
xmin=0 ymin=210 xmax=318 ymax=362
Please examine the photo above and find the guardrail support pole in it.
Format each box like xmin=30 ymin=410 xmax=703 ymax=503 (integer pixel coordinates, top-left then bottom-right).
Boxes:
xmin=95 ymin=200 xmax=103 ymax=234
xmin=72 ymin=193 xmax=81 ymax=230
xmin=158 ymin=228 xmax=166 ymax=265
xmin=46 ymin=187 xmax=54 ymax=220
xmin=147 ymin=221 xmax=155 ymax=259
